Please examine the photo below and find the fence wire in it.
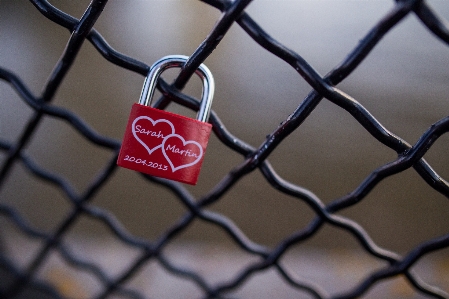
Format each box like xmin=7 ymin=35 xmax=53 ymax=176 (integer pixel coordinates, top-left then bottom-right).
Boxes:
xmin=0 ymin=0 xmax=448 ymax=298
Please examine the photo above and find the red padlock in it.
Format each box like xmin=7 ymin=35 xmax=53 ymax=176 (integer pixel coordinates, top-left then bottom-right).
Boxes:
xmin=117 ymin=55 xmax=214 ymax=185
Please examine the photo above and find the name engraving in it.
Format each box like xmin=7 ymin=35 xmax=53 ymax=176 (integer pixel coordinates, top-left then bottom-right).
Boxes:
xmin=134 ymin=125 xmax=166 ymax=139
xmin=165 ymin=144 xmax=200 ymax=158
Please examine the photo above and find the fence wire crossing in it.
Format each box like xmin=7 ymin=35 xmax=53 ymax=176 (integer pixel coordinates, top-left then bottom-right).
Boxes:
xmin=0 ymin=0 xmax=449 ymax=298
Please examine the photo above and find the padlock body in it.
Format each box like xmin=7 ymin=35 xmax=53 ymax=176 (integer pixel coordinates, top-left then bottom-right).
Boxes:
xmin=117 ymin=103 xmax=212 ymax=185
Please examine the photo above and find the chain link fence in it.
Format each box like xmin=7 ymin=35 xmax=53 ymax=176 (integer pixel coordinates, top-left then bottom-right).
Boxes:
xmin=0 ymin=0 xmax=449 ymax=298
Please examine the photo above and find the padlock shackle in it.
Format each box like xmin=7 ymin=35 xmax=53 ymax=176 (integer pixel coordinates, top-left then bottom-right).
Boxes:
xmin=139 ymin=55 xmax=215 ymax=123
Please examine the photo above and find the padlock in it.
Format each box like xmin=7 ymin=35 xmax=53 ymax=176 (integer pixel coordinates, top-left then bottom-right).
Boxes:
xmin=117 ymin=55 xmax=214 ymax=185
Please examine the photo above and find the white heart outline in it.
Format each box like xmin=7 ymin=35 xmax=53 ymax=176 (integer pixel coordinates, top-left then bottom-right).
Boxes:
xmin=132 ymin=116 xmax=175 ymax=155
xmin=161 ymin=133 xmax=203 ymax=172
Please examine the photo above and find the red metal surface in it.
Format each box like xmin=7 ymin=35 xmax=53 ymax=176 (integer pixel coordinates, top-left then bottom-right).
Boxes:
xmin=117 ymin=103 xmax=212 ymax=185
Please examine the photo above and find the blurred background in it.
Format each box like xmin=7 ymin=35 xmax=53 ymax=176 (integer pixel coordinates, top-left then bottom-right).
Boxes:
xmin=0 ymin=0 xmax=448 ymax=298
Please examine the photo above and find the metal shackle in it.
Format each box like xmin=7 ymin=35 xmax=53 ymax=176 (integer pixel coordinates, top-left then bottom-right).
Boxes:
xmin=138 ymin=55 xmax=215 ymax=123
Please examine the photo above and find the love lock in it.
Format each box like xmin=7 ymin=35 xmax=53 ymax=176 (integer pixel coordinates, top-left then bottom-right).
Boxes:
xmin=117 ymin=55 xmax=214 ymax=185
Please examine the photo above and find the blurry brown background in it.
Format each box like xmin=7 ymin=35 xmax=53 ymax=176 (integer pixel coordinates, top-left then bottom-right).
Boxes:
xmin=1 ymin=0 xmax=448 ymax=258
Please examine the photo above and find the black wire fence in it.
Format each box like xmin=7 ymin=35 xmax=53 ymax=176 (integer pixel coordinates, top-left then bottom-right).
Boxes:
xmin=0 ymin=0 xmax=449 ymax=298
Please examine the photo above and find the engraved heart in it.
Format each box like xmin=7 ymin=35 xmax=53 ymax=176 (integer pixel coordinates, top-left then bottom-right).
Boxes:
xmin=161 ymin=134 xmax=203 ymax=172
xmin=132 ymin=116 xmax=175 ymax=155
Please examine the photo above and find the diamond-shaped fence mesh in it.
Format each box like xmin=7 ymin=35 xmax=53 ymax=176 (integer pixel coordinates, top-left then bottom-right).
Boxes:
xmin=0 ymin=0 xmax=448 ymax=298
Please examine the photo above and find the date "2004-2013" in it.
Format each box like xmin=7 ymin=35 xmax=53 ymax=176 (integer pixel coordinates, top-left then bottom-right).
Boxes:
xmin=123 ymin=155 xmax=168 ymax=171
